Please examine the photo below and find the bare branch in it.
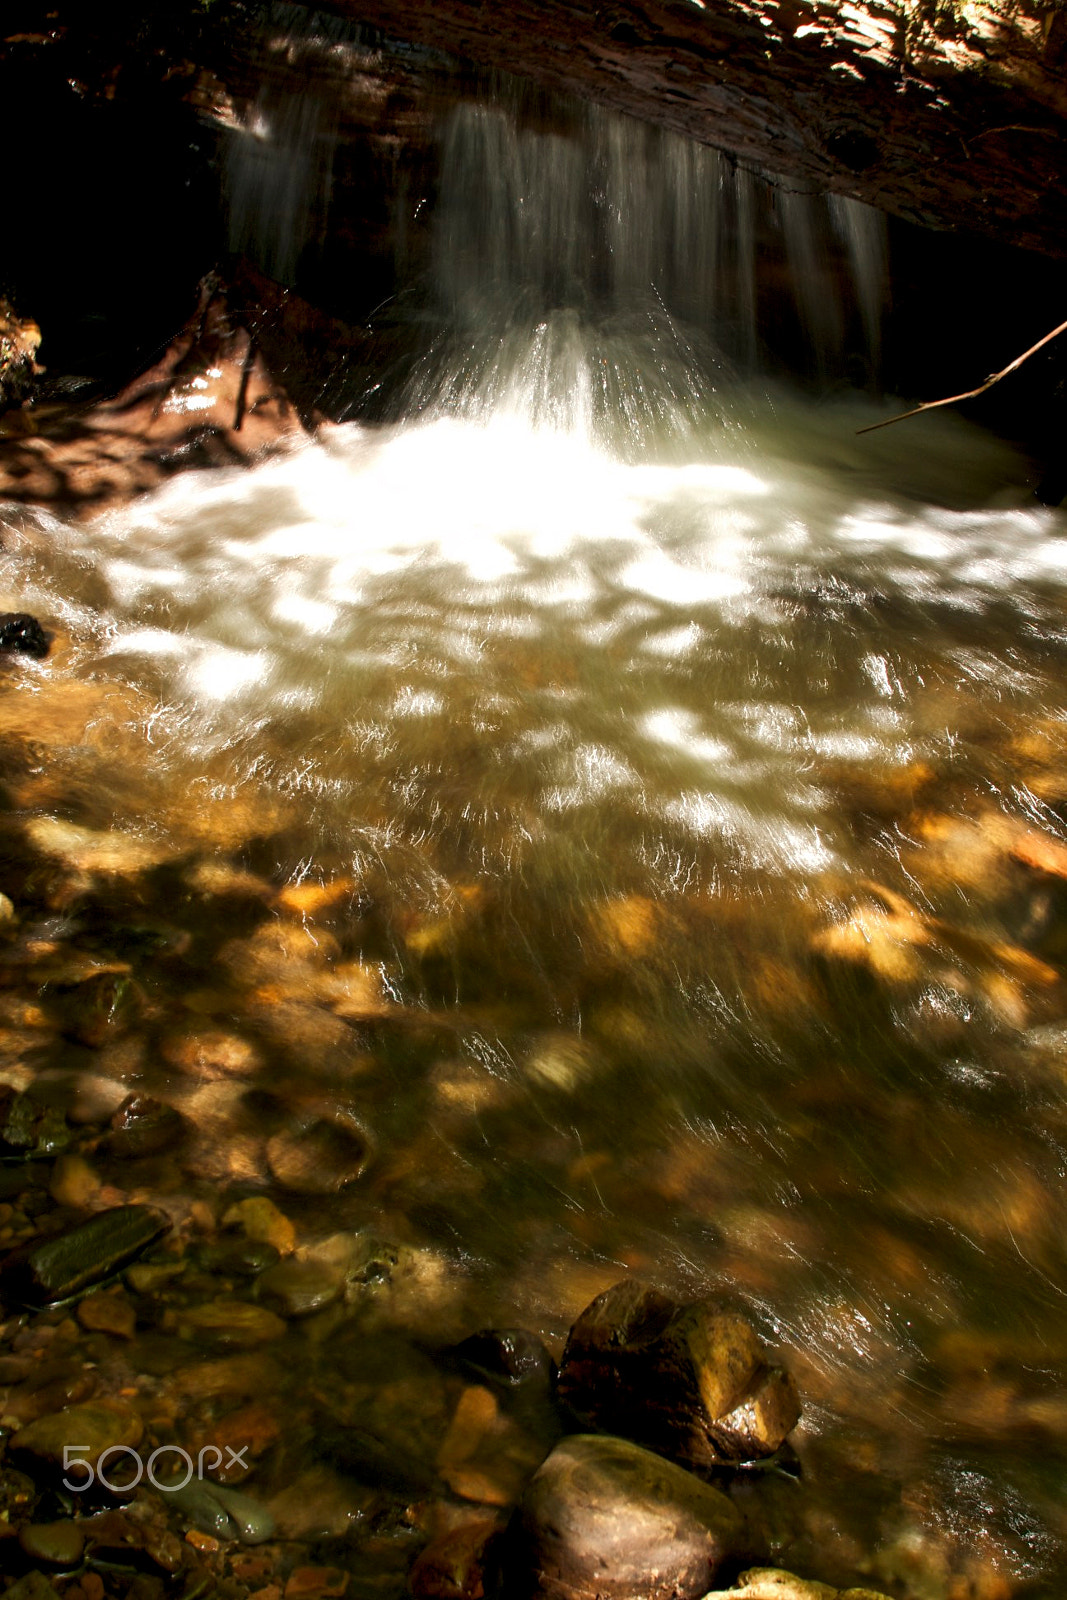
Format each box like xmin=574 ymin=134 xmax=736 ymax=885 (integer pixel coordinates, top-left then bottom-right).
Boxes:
xmin=857 ymin=315 xmax=1067 ymax=436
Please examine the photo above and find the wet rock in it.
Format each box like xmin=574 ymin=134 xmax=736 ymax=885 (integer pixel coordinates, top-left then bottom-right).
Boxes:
xmin=522 ymin=1032 xmax=603 ymax=1094
xmin=0 ymin=1087 xmax=71 ymax=1159
xmin=221 ymin=1196 xmax=297 ymax=1256
xmin=812 ymin=879 xmax=1062 ymax=1028
xmin=185 ymin=1527 xmax=220 ymax=1553
xmin=0 ymin=1355 xmax=98 ymax=1427
xmin=284 ymin=1570 xmax=349 ymax=1600
xmin=0 ymin=276 xmax=303 ymax=516
xmin=704 ymin=1572 xmax=892 ymax=1600
xmin=556 ymin=1280 xmax=799 ymax=1470
xmin=248 ymin=999 xmax=370 ymax=1078
xmin=266 ymin=1104 xmax=371 ymax=1194
xmin=200 ymin=1238 xmax=282 ymax=1278
xmin=451 ymin=1329 xmax=557 ymax=1390
xmin=5 ymin=1575 xmax=62 ymax=1600
xmin=52 ymin=969 xmax=139 ymax=1050
xmin=12 ymin=1398 xmax=144 ymax=1476
xmin=438 ymin=1386 xmax=499 ymax=1473
xmin=126 ymin=1258 xmax=187 ymax=1294
xmin=256 ymin=1256 xmax=343 ymax=1318
xmin=187 ymin=1400 xmax=281 ymax=1483
xmin=0 ymin=1203 xmax=170 ymax=1308
xmin=162 ymin=1029 xmax=262 ymax=1080
xmin=81 ymin=1505 xmax=182 ymax=1573
xmin=175 ymin=1298 xmax=287 ymax=1346
xmin=76 ymin=1290 xmax=137 ymax=1339
xmin=0 ymin=613 xmax=50 ymax=659
xmin=232 ymin=1554 xmax=274 ymax=1585
xmin=168 ymin=1479 xmax=275 ymax=1543
xmin=508 ymin=1433 xmax=741 ymax=1600
xmin=0 ymin=1464 xmax=38 ymax=1519
xmin=105 ymin=1094 xmax=187 ymax=1159
xmin=49 ymin=1153 xmax=101 ymax=1210
xmin=265 ymin=1464 xmax=370 ymax=1541
xmin=18 ymin=1518 xmax=86 ymax=1568
xmin=410 ymin=1517 xmax=502 ymax=1600
xmin=25 ymin=817 xmax=173 ymax=878
xmin=276 ymin=876 xmax=357 ymax=918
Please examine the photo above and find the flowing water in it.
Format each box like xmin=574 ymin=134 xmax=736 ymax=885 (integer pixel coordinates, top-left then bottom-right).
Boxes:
xmin=2 ymin=51 xmax=1067 ymax=1600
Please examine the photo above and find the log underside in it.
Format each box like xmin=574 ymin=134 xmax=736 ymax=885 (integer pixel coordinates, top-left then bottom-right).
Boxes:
xmin=322 ymin=0 xmax=1067 ymax=258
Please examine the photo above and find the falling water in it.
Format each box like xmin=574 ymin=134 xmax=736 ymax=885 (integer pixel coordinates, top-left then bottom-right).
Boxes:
xmin=830 ymin=192 xmax=890 ymax=372
xmin=225 ymin=86 xmax=336 ymax=284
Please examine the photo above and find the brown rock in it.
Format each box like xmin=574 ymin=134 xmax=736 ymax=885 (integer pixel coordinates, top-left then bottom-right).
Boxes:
xmin=438 ymin=1386 xmax=499 ymax=1470
xmin=410 ymin=1518 xmax=501 ymax=1600
xmin=508 ymin=1433 xmax=741 ymax=1600
xmin=186 ymin=1529 xmax=220 ymax=1553
xmin=556 ymin=1280 xmax=799 ymax=1469
xmin=222 ymin=1196 xmax=297 ymax=1255
xmin=48 ymin=1153 xmax=100 ymax=1210
xmin=255 ymin=1256 xmax=344 ymax=1318
xmin=266 ymin=1105 xmax=371 ymax=1194
xmin=76 ymin=1292 xmax=137 ymax=1340
xmin=284 ymin=1569 xmax=349 ymax=1600
xmin=81 ymin=1506 xmax=183 ymax=1573
xmin=232 ymin=1555 xmax=275 ymax=1583
xmin=106 ymin=1093 xmax=186 ymax=1158
xmin=18 ymin=1519 xmax=86 ymax=1568
xmin=162 ymin=1030 xmax=262 ymax=1080
xmin=188 ymin=1401 xmax=282 ymax=1482
xmin=704 ymin=1571 xmax=892 ymax=1600
xmin=12 ymin=1399 xmax=144 ymax=1476
xmin=442 ymin=1466 xmax=515 ymax=1507
xmin=175 ymin=1299 xmax=287 ymax=1347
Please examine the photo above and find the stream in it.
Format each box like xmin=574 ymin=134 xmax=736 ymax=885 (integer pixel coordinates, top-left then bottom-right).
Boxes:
xmin=1 ymin=54 xmax=1067 ymax=1600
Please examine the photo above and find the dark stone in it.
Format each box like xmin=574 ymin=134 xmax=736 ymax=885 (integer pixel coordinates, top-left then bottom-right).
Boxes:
xmin=0 ymin=1203 xmax=171 ymax=1308
xmin=410 ymin=1517 xmax=503 ymax=1600
xmin=556 ymin=1279 xmax=800 ymax=1470
xmin=0 ymin=1089 xmax=71 ymax=1160
xmin=53 ymin=971 xmax=137 ymax=1050
xmin=166 ymin=1481 xmax=276 ymax=1544
xmin=81 ymin=1507 xmax=183 ymax=1574
xmin=255 ymin=1256 xmax=343 ymax=1318
xmin=0 ymin=613 xmax=49 ymax=659
xmin=199 ymin=1238 xmax=282 ymax=1277
xmin=18 ymin=1519 xmax=86 ymax=1568
xmin=506 ymin=1433 xmax=742 ymax=1600
xmin=451 ymin=1328 xmax=558 ymax=1388
xmin=0 ymin=1465 xmax=39 ymax=1521
xmin=104 ymin=1093 xmax=187 ymax=1159
xmin=316 ymin=1423 xmax=439 ymax=1493
xmin=4 ymin=1575 xmax=62 ymax=1600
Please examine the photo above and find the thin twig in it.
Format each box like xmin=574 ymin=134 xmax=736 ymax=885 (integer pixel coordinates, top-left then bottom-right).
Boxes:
xmin=857 ymin=315 xmax=1067 ymax=435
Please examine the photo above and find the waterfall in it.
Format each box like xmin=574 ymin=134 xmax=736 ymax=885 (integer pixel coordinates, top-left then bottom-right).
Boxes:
xmin=217 ymin=13 xmax=889 ymax=420
xmin=225 ymin=87 xmax=336 ymax=286
xmin=405 ymin=85 xmax=888 ymax=440
xmin=829 ymin=192 xmax=889 ymax=373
